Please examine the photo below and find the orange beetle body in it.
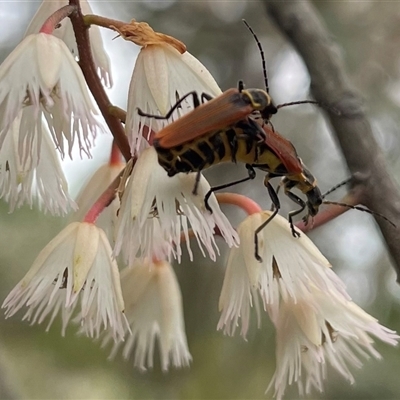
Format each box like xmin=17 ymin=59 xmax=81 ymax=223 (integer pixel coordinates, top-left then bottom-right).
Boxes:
xmin=139 ymin=83 xmax=321 ymax=229
xmin=139 ymin=82 xmax=277 ymax=149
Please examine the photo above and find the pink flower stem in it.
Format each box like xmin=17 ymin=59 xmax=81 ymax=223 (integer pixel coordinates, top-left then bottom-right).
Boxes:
xmin=40 ymin=5 xmax=76 ymax=34
xmin=68 ymin=0 xmax=131 ymax=161
xmin=176 ymin=193 xmax=261 ymax=243
xmin=296 ymin=202 xmax=348 ymax=233
xmin=215 ymin=193 xmax=262 ymax=215
xmin=109 ymin=140 xmax=122 ymax=166
xmin=216 ymin=191 xmax=364 ymax=234
xmin=296 ymin=190 xmax=362 ymax=232
xmin=83 ymin=165 xmax=131 ymax=224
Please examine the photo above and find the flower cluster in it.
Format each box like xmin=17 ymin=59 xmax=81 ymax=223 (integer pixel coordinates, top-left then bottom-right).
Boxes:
xmin=219 ymin=211 xmax=398 ymax=399
xmin=0 ymin=0 xmax=106 ymax=214
xmin=0 ymin=2 xmax=398 ymax=400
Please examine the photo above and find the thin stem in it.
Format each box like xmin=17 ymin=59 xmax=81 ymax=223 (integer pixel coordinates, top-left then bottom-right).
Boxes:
xmin=216 ymin=193 xmax=262 ymax=215
xmin=296 ymin=193 xmax=359 ymax=233
xmin=40 ymin=5 xmax=76 ymax=34
xmin=297 ymin=184 xmax=364 ymax=232
xmin=84 ymin=14 xmax=127 ymax=31
xmin=109 ymin=105 xmax=127 ymax=124
xmin=83 ymin=168 xmax=123 ymax=224
xmin=109 ymin=140 xmax=122 ymax=166
xmin=68 ymin=0 xmax=131 ymax=161
xmin=176 ymin=193 xmax=253 ymax=243
xmin=83 ymin=157 xmax=135 ymax=223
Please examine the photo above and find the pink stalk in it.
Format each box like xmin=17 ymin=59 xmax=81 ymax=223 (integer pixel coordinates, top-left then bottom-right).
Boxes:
xmin=109 ymin=141 xmax=122 ymax=166
xmin=216 ymin=193 xmax=262 ymax=215
xmin=296 ymin=191 xmax=362 ymax=233
xmin=296 ymin=203 xmax=348 ymax=233
xmin=83 ymin=185 xmax=117 ymax=224
xmin=40 ymin=5 xmax=76 ymax=34
xmin=83 ymin=168 xmax=126 ymax=224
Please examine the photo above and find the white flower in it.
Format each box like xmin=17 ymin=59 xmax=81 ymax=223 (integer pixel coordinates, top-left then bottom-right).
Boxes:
xmin=0 ymin=108 xmax=76 ymax=215
xmin=126 ymin=44 xmax=222 ymax=153
xmin=267 ymin=287 xmax=399 ymax=400
xmin=25 ymin=0 xmax=112 ymax=87
xmin=0 ymin=32 xmax=101 ymax=159
xmin=218 ymin=211 xmax=348 ymax=338
xmin=72 ymin=161 xmax=125 ymax=239
xmin=2 ymin=222 xmax=127 ymax=341
xmin=215 ymin=210 xmax=399 ymax=398
xmin=114 ymin=146 xmax=238 ymax=264
xmin=104 ymin=259 xmax=192 ymax=371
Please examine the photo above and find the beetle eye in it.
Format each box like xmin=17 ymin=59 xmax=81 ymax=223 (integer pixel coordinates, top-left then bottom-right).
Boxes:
xmin=269 ymin=103 xmax=278 ymax=115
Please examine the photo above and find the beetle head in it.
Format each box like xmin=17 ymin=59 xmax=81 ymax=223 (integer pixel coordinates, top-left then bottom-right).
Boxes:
xmin=242 ymin=89 xmax=277 ymax=120
xmin=306 ymin=185 xmax=323 ymax=217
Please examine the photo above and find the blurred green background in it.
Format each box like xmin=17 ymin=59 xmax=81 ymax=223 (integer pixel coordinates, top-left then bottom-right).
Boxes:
xmin=1 ymin=1 xmax=400 ymax=399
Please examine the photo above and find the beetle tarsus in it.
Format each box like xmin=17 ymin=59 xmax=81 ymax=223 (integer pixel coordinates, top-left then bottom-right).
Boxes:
xmin=254 ymin=231 xmax=263 ymax=262
xmin=204 ymin=194 xmax=213 ymax=213
xmin=192 ymin=171 xmax=202 ymax=196
xmin=290 ymin=221 xmax=301 ymax=238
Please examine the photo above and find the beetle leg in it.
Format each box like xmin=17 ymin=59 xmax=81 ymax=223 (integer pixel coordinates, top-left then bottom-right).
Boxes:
xmin=245 ymin=118 xmax=267 ymax=143
xmin=234 ymin=120 xmax=267 ymax=148
xmin=268 ymin=120 xmax=275 ymax=132
xmin=285 ymin=191 xmax=306 ymax=237
xmin=238 ymin=80 xmax=245 ymax=92
xmin=228 ymin=131 xmax=239 ymax=163
xmin=254 ymin=180 xmax=280 ymax=262
xmin=192 ymin=171 xmax=202 ymax=196
xmin=254 ymin=141 xmax=260 ymax=162
xmin=137 ymin=91 xmax=201 ymax=120
xmin=271 ymin=183 xmax=281 ymax=211
xmin=201 ymin=93 xmax=214 ymax=103
xmin=203 ymin=165 xmax=257 ymax=212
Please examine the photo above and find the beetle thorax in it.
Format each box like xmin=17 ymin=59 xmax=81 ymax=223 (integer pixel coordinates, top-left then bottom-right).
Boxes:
xmin=241 ymin=89 xmax=272 ymax=110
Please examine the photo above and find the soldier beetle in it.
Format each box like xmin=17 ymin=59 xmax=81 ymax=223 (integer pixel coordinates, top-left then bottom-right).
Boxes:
xmin=150 ymin=115 xmax=394 ymax=260
xmin=137 ymin=22 xmax=391 ymax=260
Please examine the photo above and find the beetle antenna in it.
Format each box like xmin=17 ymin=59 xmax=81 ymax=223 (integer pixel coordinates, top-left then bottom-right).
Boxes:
xmin=277 ymin=100 xmax=320 ymax=109
xmin=322 ymin=201 xmax=396 ymax=227
xmin=322 ymin=177 xmax=352 ymax=198
xmin=277 ymin=100 xmax=342 ymax=116
xmin=242 ymin=19 xmax=269 ymax=94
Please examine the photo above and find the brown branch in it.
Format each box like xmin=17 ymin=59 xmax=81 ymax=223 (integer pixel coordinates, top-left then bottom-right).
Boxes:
xmin=83 ymin=14 xmax=127 ymax=31
xmin=264 ymin=1 xmax=400 ymax=282
xmin=68 ymin=0 xmax=131 ymax=161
